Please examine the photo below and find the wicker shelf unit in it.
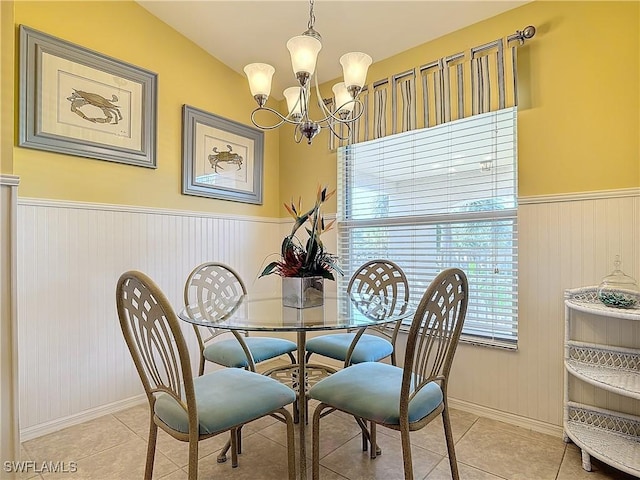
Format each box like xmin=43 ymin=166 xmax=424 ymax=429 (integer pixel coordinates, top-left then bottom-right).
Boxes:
xmin=564 ymin=287 xmax=640 ymax=477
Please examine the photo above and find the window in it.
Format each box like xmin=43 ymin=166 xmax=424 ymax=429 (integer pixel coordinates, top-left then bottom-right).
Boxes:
xmin=337 ymin=107 xmax=518 ymax=348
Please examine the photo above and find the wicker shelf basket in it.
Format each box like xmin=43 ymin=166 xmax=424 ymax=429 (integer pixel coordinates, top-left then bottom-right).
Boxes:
xmin=564 ymin=287 xmax=640 ymax=476
xmin=564 ymin=403 xmax=640 ymax=477
xmin=565 ymin=286 xmax=640 ymax=319
xmin=565 ymin=341 xmax=640 ymax=400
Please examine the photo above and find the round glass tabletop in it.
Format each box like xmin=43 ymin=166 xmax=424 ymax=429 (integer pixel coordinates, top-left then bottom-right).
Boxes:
xmin=178 ymin=292 xmax=414 ymax=332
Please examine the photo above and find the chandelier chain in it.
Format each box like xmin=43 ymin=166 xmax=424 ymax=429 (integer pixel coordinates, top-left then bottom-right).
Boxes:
xmin=308 ymin=0 xmax=316 ymax=30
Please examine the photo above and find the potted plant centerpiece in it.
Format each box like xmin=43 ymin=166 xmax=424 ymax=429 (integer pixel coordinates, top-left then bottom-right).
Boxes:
xmin=260 ymin=186 xmax=343 ymax=308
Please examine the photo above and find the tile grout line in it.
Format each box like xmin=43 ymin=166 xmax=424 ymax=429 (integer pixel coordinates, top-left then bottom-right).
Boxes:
xmin=554 ymin=443 xmax=569 ymax=480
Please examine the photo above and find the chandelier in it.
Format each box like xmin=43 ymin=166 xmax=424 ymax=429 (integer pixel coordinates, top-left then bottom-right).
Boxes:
xmin=243 ymin=0 xmax=372 ymax=145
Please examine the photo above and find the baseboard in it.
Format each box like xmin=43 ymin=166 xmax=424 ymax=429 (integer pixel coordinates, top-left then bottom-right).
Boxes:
xmin=18 ymin=377 xmax=563 ymax=442
xmin=20 ymin=395 xmax=147 ymax=441
xmin=448 ymin=397 xmax=564 ymax=438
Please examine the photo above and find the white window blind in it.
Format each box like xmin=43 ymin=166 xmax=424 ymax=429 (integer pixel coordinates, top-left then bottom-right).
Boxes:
xmin=337 ymin=107 xmax=518 ymax=348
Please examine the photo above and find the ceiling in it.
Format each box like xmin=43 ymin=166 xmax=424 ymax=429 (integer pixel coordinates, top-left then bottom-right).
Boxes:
xmin=137 ymin=1 xmax=529 ymax=99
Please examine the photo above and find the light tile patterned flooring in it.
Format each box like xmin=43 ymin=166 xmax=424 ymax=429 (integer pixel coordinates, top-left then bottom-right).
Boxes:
xmin=19 ymin=399 xmax=636 ymax=480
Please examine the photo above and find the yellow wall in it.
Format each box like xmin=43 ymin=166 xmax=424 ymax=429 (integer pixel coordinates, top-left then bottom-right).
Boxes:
xmin=11 ymin=1 xmax=281 ymax=217
xmin=8 ymin=2 xmax=640 ymax=215
xmin=279 ymin=0 xmax=640 ymax=208
xmin=1 ymin=1 xmax=15 ymax=174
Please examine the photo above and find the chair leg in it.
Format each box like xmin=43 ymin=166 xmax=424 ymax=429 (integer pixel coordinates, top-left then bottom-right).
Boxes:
xmin=369 ymin=421 xmax=377 ymax=459
xmin=442 ymin=407 xmax=460 ymax=480
xmin=279 ymin=408 xmax=296 ymax=480
xmin=217 ymin=436 xmax=231 ymax=463
xmin=144 ymin=420 xmax=158 ymax=480
xmin=231 ymin=428 xmax=239 ymax=468
xmin=312 ymin=403 xmax=330 ymax=480
xmin=292 ymin=396 xmax=309 ymax=426
xmin=400 ymin=427 xmax=413 ymax=480
xmin=187 ymin=435 xmax=199 ymax=480
xmin=293 ymin=398 xmax=300 ymax=424
xmin=305 ymin=395 xmax=309 ymax=425
xmin=198 ymin=356 xmax=205 ymax=377
xmin=237 ymin=425 xmax=243 ymax=455
xmin=353 ymin=416 xmax=382 ymax=455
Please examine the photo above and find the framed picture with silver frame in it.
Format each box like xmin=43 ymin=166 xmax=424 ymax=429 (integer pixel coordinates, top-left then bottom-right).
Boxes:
xmin=182 ymin=105 xmax=263 ymax=205
xmin=19 ymin=25 xmax=157 ymax=168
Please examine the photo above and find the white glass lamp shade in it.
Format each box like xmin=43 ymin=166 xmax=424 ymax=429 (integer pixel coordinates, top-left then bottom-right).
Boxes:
xmin=340 ymin=52 xmax=372 ymax=90
xmin=284 ymin=87 xmax=303 ymax=117
xmin=286 ymin=35 xmax=322 ymax=76
xmin=332 ymin=82 xmax=354 ymax=114
xmin=243 ymin=63 xmax=275 ymax=97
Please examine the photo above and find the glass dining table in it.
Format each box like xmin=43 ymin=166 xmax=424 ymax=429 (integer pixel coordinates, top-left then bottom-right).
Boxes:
xmin=178 ymin=290 xmax=414 ymax=479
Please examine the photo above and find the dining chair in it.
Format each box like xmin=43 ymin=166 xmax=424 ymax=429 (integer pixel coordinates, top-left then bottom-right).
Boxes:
xmin=184 ymin=262 xmax=297 ymax=374
xmin=117 ymin=270 xmax=296 ymax=480
xmin=305 ymin=259 xmax=409 ymax=368
xmin=309 ymin=268 xmax=469 ymax=480
xmin=185 ymin=262 xmax=299 ymax=461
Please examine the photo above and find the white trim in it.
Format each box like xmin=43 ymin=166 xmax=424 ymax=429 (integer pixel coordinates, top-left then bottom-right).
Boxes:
xmin=17 ymin=197 xmax=283 ymax=224
xmin=519 ymin=188 xmax=640 ymax=205
xmin=0 ymin=175 xmax=20 ymax=186
xmin=19 ymin=394 xmax=146 ymax=441
xmin=14 ymin=189 xmax=640 ymax=218
xmin=0 ymin=179 xmax=21 ymax=468
xmin=448 ymin=397 xmax=564 ymax=438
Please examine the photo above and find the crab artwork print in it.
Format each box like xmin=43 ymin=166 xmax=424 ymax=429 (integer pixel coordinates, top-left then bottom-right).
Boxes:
xmin=208 ymin=144 xmax=243 ymax=173
xmin=66 ymin=89 xmax=123 ymax=125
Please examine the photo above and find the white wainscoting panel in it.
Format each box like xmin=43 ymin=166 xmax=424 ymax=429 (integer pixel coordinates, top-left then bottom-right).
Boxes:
xmin=17 ymin=200 xmax=282 ymax=438
xmin=446 ymin=193 xmax=640 ymax=428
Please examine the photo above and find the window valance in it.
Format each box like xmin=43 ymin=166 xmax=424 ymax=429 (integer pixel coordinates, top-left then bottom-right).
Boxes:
xmin=329 ymin=31 xmax=532 ymax=150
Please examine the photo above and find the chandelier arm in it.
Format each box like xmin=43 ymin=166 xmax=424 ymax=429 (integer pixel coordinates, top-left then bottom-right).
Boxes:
xmin=301 ymin=85 xmax=312 ymax=122
xmin=312 ymin=73 xmax=335 ymax=123
xmin=327 ymin=99 xmax=366 ymax=124
xmin=326 ymin=118 xmax=352 ymax=141
xmin=303 ymin=98 xmax=365 ymax=128
xmin=250 ymin=107 xmax=307 ymax=130
xmin=310 ymin=73 xmax=365 ymax=126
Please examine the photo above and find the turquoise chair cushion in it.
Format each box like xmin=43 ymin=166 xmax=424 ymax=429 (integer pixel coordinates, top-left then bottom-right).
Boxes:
xmin=305 ymin=333 xmax=393 ymax=363
xmin=154 ymin=368 xmax=296 ymax=435
xmin=204 ymin=337 xmax=296 ymax=368
xmin=308 ymin=362 xmax=443 ymax=425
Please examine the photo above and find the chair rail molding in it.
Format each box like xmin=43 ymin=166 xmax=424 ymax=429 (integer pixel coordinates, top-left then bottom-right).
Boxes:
xmin=0 ymin=175 xmax=20 ymax=478
xmin=519 ymin=187 xmax=640 ymax=205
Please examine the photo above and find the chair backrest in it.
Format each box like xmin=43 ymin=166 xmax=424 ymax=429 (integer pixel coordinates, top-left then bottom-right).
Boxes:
xmin=184 ymin=262 xmax=247 ymax=308
xmin=347 ymin=259 xmax=410 ymax=334
xmin=117 ymin=270 xmax=197 ymax=428
xmin=184 ymin=262 xmax=247 ymax=344
xmin=401 ymin=268 xmax=468 ymax=408
xmin=348 ymin=259 xmax=409 ymax=302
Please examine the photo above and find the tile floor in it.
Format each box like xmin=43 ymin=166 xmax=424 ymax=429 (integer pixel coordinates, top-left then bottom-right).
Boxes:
xmin=18 ymin=399 xmax=636 ymax=480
